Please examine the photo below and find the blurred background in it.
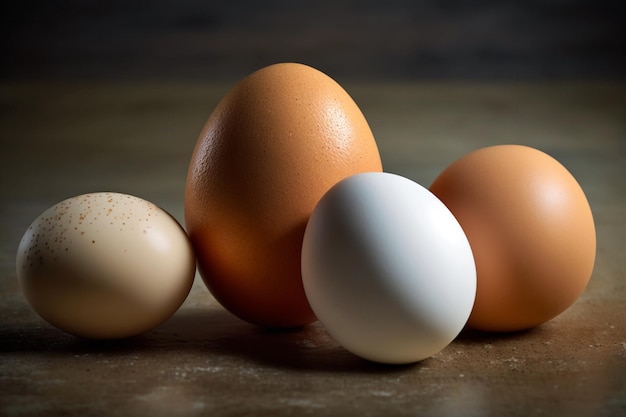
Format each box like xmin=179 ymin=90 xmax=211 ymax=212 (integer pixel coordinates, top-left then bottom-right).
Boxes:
xmin=3 ymin=0 xmax=625 ymax=82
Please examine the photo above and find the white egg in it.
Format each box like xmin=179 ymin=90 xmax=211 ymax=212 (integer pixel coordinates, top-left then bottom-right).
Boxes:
xmin=301 ymin=172 xmax=476 ymax=364
xmin=16 ymin=192 xmax=196 ymax=339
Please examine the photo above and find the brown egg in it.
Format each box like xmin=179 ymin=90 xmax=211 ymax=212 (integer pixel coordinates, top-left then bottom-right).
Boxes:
xmin=185 ymin=63 xmax=382 ymax=327
xmin=430 ymin=145 xmax=596 ymax=332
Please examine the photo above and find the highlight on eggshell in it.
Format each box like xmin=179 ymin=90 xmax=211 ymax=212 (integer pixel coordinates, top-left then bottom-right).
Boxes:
xmin=16 ymin=192 xmax=196 ymax=339
xmin=185 ymin=62 xmax=383 ymax=328
xmin=301 ymin=172 xmax=476 ymax=364
xmin=430 ymin=144 xmax=596 ymax=332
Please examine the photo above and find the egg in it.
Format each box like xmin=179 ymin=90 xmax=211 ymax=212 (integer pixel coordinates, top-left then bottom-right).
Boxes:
xmin=16 ymin=192 xmax=196 ymax=339
xmin=430 ymin=145 xmax=596 ymax=332
xmin=301 ymin=172 xmax=476 ymax=364
xmin=185 ymin=63 xmax=382 ymax=327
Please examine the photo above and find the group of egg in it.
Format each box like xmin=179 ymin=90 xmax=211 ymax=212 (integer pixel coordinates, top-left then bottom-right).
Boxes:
xmin=17 ymin=63 xmax=596 ymax=364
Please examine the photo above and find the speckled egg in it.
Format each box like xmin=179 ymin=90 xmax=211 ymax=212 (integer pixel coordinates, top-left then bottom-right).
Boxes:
xmin=16 ymin=192 xmax=196 ymax=339
xmin=185 ymin=62 xmax=382 ymax=327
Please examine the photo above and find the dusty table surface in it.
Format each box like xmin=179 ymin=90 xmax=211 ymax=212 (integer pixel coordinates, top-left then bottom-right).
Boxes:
xmin=1 ymin=81 xmax=625 ymax=417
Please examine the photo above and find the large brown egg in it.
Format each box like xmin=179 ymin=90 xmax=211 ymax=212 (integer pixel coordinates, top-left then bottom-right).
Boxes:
xmin=430 ymin=145 xmax=596 ymax=332
xmin=185 ymin=63 xmax=382 ymax=327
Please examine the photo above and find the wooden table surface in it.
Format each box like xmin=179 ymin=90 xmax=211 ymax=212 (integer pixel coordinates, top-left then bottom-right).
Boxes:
xmin=1 ymin=81 xmax=625 ymax=417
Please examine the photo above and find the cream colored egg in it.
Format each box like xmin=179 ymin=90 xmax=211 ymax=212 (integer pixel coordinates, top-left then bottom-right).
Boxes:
xmin=16 ymin=192 xmax=196 ymax=339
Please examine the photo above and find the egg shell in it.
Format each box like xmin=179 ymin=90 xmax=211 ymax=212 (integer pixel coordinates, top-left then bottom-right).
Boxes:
xmin=302 ymin=172 xmax=476 ymax=364
xmin=185 ymin=63 xmax=382 ymax=327
xmin=430 ymin=145 xmax=596 ymax=332
xmin=16 ymin=192 xmax=196 ymax=339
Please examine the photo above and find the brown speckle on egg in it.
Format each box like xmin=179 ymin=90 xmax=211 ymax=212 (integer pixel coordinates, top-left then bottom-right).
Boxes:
xmin=16 ymin=192 xmax=196 ymax=339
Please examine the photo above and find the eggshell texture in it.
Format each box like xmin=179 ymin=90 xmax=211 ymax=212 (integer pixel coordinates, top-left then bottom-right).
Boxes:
xmin=16 ymin=192 xmax=196 ymax=339
xmin=430 ymin=145 xmax=596 ymax=332
xmin=185 ymin=63 xmax=382 ymax=327
xmin=302 ymin=172 xmax=476 ymax=364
